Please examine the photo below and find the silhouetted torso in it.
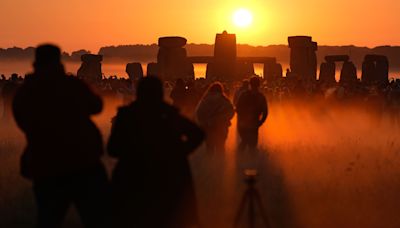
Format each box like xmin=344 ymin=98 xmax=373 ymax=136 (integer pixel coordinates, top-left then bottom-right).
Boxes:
xmin=236 ymin=86 xmax=268 ymax=151
xmin=196 ymin=88 xmax=234 ymax=152
xmin=13 ymin=73 xmax=103 ymax=179
xmin=108 ymin=96 xmax=204 ymax=227
xmin=11 ymin=44 xmax=109 ymax=228
xmin=170 ymin=84 xmax=187 ymax=109
xmin=236 ymin=89 xmax=268 ymax=129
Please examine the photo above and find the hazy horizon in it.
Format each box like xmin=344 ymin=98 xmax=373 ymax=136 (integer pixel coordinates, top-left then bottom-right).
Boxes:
xmin=2 ymin=0 xmax=400 ymax=52
xmin=3 ymin=42 xmax=400 ymax=54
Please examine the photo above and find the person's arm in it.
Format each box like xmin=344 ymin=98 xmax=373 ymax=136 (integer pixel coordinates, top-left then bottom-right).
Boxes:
xmin=107 ymin=108 xmax=129 ymax=158
xmin=179 ymin=116 xmax=205 ymax=155
xmin=258 ymin=95 xmax=268 ymax=126
xmin=226 ymin=98 xmax=235 ymax=120
xmin=75 ymin=78 xmax=103 ymax=115
xmin=235 ymin=92 xmax=245 ymax=114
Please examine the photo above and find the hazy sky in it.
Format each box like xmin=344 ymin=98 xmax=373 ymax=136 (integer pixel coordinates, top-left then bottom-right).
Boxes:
xmin=1 ymin=0 xmax=399 ymax=52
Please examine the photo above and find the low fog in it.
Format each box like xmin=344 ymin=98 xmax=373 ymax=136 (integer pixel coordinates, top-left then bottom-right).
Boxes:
xmin=1 ymin=95 xmax=400 ymax=227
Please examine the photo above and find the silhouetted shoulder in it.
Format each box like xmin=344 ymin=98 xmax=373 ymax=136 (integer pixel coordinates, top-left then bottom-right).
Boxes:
xmin=65 ymin=75 xmax=103 ymax=115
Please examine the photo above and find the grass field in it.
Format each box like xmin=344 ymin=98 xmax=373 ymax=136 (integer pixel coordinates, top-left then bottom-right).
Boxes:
xmin=1 ymin=97 xmax=400 ymax=228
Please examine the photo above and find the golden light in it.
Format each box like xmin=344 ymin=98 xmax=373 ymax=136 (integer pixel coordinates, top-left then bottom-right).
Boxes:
xmin=232 ymin=8 xmax=253 ymax=28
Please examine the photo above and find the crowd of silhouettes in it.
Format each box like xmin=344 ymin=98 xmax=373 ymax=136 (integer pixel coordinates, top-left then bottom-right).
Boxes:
xmin=3 ymin=69 xmax=400 ymax=121
xmin=3 ymin=43 xmax=400 ymax=227
xmin=9 ymin=44 xmax=208 ymax=228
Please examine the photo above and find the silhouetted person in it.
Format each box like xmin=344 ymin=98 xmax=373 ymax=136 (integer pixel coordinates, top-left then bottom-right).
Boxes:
xmin=233 ymin=80 xmax=249 ymax=107
xmin=12 ymin=44 xmax=109 ymax=228
xmin=196 ymin=82 xmax=234 ymax=153
xmin=236 ymin=77 xmax=268 ymax=152
xmin=108 ymin=76 xmax=204 ymax=228
xmin=185 ymin=80 xmax=202 ymax=116
xmin=2 ymin=74 xmax=19 ymax=120
xmin=170 ymin=78 xmax=187 ymax=109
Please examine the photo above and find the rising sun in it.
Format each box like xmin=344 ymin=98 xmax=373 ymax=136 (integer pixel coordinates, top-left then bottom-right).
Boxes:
xmin=232 ymin=8 xmax=253 ymax=28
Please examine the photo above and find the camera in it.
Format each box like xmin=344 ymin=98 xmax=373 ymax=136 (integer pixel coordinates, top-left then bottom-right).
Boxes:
xmin=244 ymin=169 xmax=258 ymax=185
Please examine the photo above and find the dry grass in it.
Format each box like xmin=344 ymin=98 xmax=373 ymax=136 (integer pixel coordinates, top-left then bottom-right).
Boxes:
xmin=1 ymin=98 xmax=400 ymax=228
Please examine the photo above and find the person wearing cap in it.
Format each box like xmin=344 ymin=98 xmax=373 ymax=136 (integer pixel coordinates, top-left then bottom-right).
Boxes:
xmin=236 ymin=76 xmax=268 ymax=152
xmin=12 ymin=44 xmax=109 ymax=228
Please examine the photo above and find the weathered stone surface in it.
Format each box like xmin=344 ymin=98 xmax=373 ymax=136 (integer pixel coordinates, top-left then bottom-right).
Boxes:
xmin=158 ymin=36 xmax=187 ymax=48
xmin=288 ymin=36 xmax=318 ymax=81
xmin=288 ymin=36 xmax=312 ymax=48
xmin=362 ymin=55 xmax=389 ymax=84
xmin=209 ymin=31 xmax=237 ymax=81
xmin=319 ymin=62 xmax=336 ymax=83
xmin=264 ymin=61 xmax=282 ymax=82
xmin=156 ymin=37 xmax=193 ymax=81
xmin=125 ymin=62 xmax=143 ymax=80
xmin=146 ymin=62 xmax=159 ymax=77
xmin=237 ymin=61 xmax=255 ymax=79
xmin=340 ymin=61 xmax=357 ymax=83
xmin=77 ymin=54 xmax=103 ymax=82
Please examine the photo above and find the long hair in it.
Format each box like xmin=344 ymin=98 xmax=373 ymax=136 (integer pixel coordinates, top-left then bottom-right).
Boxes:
xmin=204 ymin=82 xmax=226 ymax=97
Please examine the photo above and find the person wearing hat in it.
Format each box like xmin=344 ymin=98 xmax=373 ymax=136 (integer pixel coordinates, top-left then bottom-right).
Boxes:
xmin=12 ymin=44 xmax=109 ymax=228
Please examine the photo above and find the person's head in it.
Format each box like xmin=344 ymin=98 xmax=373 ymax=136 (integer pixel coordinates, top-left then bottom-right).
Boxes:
xmin=207 ymin=82 xmax=224 ymax=95
xmin=249 ymin=76 xmax=261 ymax=90
xmin=136 ymin=76 xmax=164 ymax=103
xmin=241 ymin=80 xmax=249 ymax=89
xmin=33 ymin=44 xmax=65 ymax=76
xmin=11 ymin=73 xmax=18 ymax=82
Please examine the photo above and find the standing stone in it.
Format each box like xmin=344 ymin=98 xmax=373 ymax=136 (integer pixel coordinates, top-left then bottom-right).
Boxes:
xmin=376 ymin=56 xmax=389 ymax=83
xmin=126 ymin=62 xmax=143 ymax=81
xmin=362 ymin=55 xmax=389 ymax=84
xmin=157 ymin=36 xmax=193 ymax=81
xmin=340 ymin=61 xmax=357 ymax=84
xmin=264 ymin=61 xmax=282 ymax=83
xmin=319 ymin=61 xmax=336 ymax=83
xmin=77 ymin=54 xmax=103 ymax=83
xmin=288 ymin=36 xmax=318 ymax=81
xmin=147 ymin=62 xmax=159 ymax=77
xmin=237 ymin=61 xmax=255 ymax=79
xmin=209 ymin=31 xmax=237 ymax=81
xmin=273 ymin=63 xmax=283 ymax=80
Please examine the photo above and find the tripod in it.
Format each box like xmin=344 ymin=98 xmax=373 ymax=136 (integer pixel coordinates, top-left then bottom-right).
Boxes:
xmin=233 ymin=169 xmax=270 ymax=228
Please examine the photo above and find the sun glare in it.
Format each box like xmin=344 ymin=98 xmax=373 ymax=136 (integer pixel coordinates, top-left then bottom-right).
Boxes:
xmin=232 ymin=8 xmax=253 ymax=28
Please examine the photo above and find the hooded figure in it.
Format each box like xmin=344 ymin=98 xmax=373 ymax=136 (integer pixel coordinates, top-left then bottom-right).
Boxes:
xmin=108 ymin=76 xmax=204 ymax=228
xmin=196 ymin=82 xmax=234 ymax=153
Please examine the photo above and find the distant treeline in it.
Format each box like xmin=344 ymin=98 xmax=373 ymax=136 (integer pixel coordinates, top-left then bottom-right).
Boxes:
xmin=0 ymin=47 xmax=91 ymax=62
xmin=1 ymin=44 xmax=400 ymax=69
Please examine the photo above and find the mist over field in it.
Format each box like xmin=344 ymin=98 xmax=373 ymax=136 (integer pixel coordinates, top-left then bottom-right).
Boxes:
xmin=1 ymin=44 xmax=400 ymax=78
xmin=1 ymin=95 xmax=400 ymax=228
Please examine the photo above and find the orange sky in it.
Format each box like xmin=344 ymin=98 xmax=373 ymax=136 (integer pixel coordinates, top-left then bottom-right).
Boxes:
xmin=1 ymin=0 xmax=399 ymax=52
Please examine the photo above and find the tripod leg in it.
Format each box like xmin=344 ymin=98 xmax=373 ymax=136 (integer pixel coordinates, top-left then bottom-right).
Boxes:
xmin=253 ymin=190 xmax=271 ymax=228
xmin=233 ymin=191 xmax=249 ymax=228
xmin=248 ymin=191 xmax=255 ymax=228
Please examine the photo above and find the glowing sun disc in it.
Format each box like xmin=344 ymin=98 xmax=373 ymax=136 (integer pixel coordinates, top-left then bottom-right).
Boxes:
xmin=233 ymin=9 xmax=253 ymax=28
